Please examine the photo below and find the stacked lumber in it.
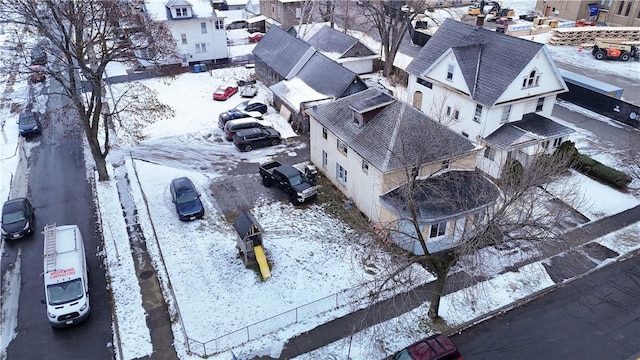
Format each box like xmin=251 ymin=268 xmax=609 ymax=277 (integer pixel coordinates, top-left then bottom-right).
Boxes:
xmin=548 ymin=26 xmax=640 ymax=46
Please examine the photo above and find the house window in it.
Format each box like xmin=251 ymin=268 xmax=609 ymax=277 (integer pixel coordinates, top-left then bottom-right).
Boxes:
xmin=446 ymin=64 xmax=454 ymax=80
xmin=322 ymin=127 xmax=327 ymax=139
xmin=446 ymin=106 xmax=451 ymax=116
xmin=484 ymin=146 xmax=496 ymax=161
xmin=454 ymin=109 xmax=459 ymax=120
xmin=461 ymin=131 xmax=469 ymax=138
xmin=337 ymin=139 xmax=348 ymax=155
xmin=536 ymin=97 xmax=545 ymax=112
xmin=473 ymin=104 xmax=482 ymax=123
xmin=617 ymin=1 xmax=624 ymax=15
xmin=215 ymin=20 xmax=224 ymax=29
xmin=625 ymin=1 xmax=632 ymax=16
xmin=429 ymin=221 xmax=446 ymax=238
xmin=541 ymin=140 xmax=549 ymax=150
xmin=523 ymin=70 xmax=540 ymax=88
xmin=553 ymin=137 xmax=563 ymax=147
xmin=201 ymin=22 xmax=207 ymax=34
xmin=322 ymin=150 xmax=327 ymax=168
xmin=336 ymin=163 xmax=348 ymax=184
xmin=175 ymin=7 xmax=188 ymax=17
xmin=195 ymin=43 xmax=206 ymax=53
xmin=362 ymin=160 xmax=369 ymax=173
xmin=417 ymin=77 xmax=432 ymax=89
xmin=501 ymin=105 xmax=511 ymax=123
xmin=181 ymin=34 xmax=187 ymax=45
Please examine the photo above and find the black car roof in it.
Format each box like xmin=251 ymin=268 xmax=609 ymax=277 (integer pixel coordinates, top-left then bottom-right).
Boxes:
xmin=2 ymin=198 xmax=28 ymax=211
xmin=171 ymin=177 xmax=195 ymax=192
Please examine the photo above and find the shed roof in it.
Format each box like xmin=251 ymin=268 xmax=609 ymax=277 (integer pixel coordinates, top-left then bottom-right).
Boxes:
xmin=306 ymin=26 xmax=376 ymax=60
xmin=253 ymin=25 xmax=313 ymax=79
xmin=485 ymin=113 xmax=575 ymax=149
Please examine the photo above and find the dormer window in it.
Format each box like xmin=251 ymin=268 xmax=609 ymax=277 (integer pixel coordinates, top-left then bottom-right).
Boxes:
xmin=522 ymin=69 xmax=540 ymax=88
xmin=174 ymin=7 xmax=190 ymax=18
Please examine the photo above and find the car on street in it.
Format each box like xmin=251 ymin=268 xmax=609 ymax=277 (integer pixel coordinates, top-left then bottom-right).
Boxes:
xmin=30 ymin=46 xmax=47 ymax=65
xmin=248 ymin=32 xmax=264 ymax=43
xmin=388 ymin=334 xmax=463 ymax=360
xmin=234 ymin=100 xmax=268 ymax=114
xmin=1 ymin=197 xmax=35 ymax=240
xmin=212 ymin=84 xmax=238 ymax=101
xmin=169 ymin=177 xmax=205 ymax=221
xmin=233 ymin=127 xmax=282 ymax=152
xmin=17 ymin=111 xmax=41 ymax=137
xmin=218 ymin=109 xmax=262 ymax=129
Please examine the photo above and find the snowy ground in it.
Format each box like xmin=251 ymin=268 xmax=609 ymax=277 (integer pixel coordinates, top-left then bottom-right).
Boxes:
xmin=2 ymin=1 xmax=640 ymax=359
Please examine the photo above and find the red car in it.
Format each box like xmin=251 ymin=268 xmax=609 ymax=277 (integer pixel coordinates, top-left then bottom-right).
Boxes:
xmin=212 ymin=85 xmax=238 ymax=101
xmin=389 ymin=334 xmax=463 ymax=360
xmin=248 ymin=33 xmax=264 ymax=43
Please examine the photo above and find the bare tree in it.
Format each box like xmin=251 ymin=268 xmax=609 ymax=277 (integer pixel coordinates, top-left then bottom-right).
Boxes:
xmin=364 ymin=120 xmax=581 ymax=319
xmin=1 ymin=0 xmax=178 ymax=180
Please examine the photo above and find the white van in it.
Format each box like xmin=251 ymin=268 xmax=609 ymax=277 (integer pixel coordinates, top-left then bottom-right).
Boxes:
xmin=42 ymin=224 xmax=90 ymax=327
xmin=224 ymin=118 xmax=273 ymax=141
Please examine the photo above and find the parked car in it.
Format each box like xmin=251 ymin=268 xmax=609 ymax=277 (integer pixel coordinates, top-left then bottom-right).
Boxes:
xmin=388 ymin=334 xmax=463 ymax=360
xmin=233 ymin=127 xmax=282 ymax=152
xmin=234 ymin=100 xmax=268 ymax=114
xmin=17 ymin=111 xmax=41 ymax=137
xmin=212 ymin=84 xmax=238 ymax=101
xmin=30 ymin=46 xmax=47 ymax=65
xmin=259 ymin=161 xmax=318 ymax=204
xmin=169 ymin=177 xmax=205 ymax=221
xmin=226 ymin=19 xmax=248 ymax=30
xmin=224 ymin=118 xmax=273 ymax=141
xmin=240 ymin=84 xmax=258 ymax=98
xmin=1 ymin=197 xmax=35 ymax=240
xmin=29 ymin=64 xmax=45 ymax=83
xmin=218 ymin=109 xmax=262 ymax=129
xmin=248 ymin=32 xmax=264 ymax=43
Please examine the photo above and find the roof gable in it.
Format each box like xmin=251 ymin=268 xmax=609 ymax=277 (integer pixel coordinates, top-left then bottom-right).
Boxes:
xmin=407 ymin=19 xmax=545 ymax=107
xmin=306 ymin=26 xmax=357 ymax=58
xmin=253 ymin=26 xmax=313 ymax=79
xmin=307 ymin=88 xmax=476 ymax=173
xmin=296 ymin=52 xmax=359 ymax=98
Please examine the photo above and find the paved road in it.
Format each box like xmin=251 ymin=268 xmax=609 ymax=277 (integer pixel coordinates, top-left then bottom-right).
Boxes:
xmin=4 ymin=81 xmax=113 ymax=358
xmin=451 ymin=252 xmax=640 ymax=360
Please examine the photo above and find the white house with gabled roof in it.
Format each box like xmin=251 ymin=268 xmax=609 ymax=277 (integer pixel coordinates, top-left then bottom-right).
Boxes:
xmin=406 ymin=19 xmax=574 ymax=179
xmin=144 ymin=0 xmax=228 ymax=64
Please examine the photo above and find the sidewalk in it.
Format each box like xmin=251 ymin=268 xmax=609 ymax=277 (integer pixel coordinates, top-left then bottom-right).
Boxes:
xmin=251 ymin=204 xmax=640 ymax=360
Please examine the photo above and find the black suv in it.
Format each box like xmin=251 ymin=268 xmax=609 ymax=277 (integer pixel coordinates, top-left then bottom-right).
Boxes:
xmin=233 ymin=128 xmax=281 ymax=152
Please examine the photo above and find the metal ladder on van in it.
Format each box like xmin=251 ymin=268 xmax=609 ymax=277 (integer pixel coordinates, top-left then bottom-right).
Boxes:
xmin=44 ymin=223 xmax=57 ymax=272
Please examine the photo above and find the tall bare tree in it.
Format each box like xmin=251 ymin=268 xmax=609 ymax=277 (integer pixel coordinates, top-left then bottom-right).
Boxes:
xmin=366 ymin=128 xmax=581 ymax=319
xmin=1 ymin=0 xmax=178 ymax=180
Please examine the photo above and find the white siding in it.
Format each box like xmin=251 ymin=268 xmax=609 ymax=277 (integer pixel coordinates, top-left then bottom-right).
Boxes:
xmin=309 ymin=117 xmax=385 ymax=222
xmin=169 ymin=19 xmax=228 ymax=63
xmin=339 ymin=59 xmax=373 ymax=75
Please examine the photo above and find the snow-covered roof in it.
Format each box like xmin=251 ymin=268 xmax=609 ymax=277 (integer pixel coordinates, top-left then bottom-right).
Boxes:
xmin=144 ymin=0 xmax=216 ymax=21
xmin=269 ymin=77 xmax=330 ymax=110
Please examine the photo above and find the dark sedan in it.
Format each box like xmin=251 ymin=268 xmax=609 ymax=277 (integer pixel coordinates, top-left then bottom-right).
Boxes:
xmin=233 ymin=127 xmax=281 ymax=152
xmin=234 ymin=100 xmax=267 ymax=114
xmin=1 ymin=197 xmax=35 ymax=240
xmin=169 ymin=177 xmax=205 ymax=221
xmin=17 ymin=111 xmax=41 ymax=137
